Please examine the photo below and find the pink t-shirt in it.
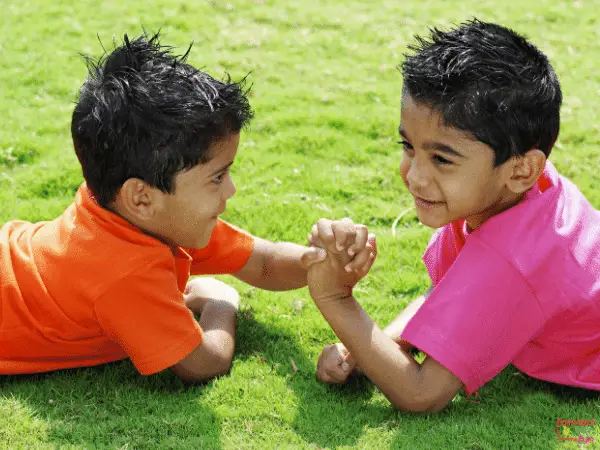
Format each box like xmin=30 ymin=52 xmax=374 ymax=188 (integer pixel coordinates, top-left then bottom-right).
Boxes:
xmin=401 ymin=160 xmax=600 ymax=395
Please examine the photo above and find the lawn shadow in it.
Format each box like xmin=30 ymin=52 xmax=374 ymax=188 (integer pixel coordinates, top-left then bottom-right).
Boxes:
xmin=0 ymin=361 xmax=223 ymax=448
xmin=387 ymin=365 xmax=600 ymax=450
xmin=236 ymin=312 xmax=393 ymax=448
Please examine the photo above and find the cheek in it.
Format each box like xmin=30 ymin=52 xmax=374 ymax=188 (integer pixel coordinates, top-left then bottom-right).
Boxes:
xmin=399 ymin=156 xmax=410 ymax=186
xmin=444 ymin=172 xmax=493 ymax=207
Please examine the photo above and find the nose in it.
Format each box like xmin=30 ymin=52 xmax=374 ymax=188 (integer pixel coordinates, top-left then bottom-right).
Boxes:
xmin=225 ymin=174 xmax=236 ymax=200
xmin=405 ymin=157 xmax=430 ymax=189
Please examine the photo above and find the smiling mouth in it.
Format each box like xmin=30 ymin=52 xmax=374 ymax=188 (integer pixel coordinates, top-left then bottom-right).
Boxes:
xmin=413 ymin=195 xmax=444 ymax=209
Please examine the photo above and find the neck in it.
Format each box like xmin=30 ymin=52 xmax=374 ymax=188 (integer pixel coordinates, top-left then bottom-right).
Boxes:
xmin=465 ymin=190 xmax=526 ymax=232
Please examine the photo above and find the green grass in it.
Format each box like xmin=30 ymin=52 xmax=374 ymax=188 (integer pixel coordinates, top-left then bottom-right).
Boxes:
xmin=1 ymin=0 xmax=600 ymax=448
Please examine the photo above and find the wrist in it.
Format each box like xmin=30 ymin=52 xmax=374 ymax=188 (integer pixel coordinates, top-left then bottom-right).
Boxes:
xmin=312 ymin=291 xmax=355 ymax=305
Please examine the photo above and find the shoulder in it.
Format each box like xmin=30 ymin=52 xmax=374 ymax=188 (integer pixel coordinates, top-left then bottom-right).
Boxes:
xmin=187 ymin=219 xmax=255 ymax=272
xmin=422 ymin=221 xmax=465 ymax=286
xmin=476 ymin=161 xmax=595 ymax=256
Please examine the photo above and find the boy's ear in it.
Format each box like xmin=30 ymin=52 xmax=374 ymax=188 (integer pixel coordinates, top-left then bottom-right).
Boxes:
xmin=116 ymin=178 xmax=158 ymax=220
xmin=505 ymin=149 xmax=546 ymax=194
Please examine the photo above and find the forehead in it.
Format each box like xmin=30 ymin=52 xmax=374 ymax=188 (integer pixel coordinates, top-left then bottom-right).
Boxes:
xmin=177 ymin=133 xmax=240 ymax=183
xmin=401 ymin=95 xmax=461 ymax=137
xmin=400 ymin=94 xmax=495 ymax=161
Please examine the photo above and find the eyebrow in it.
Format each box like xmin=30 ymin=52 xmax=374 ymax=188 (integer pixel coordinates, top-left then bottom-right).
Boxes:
xmin=398 ymin=126 xmax=466 ymax=159
xmin=208 ymin=161 xmax=234 ymax=177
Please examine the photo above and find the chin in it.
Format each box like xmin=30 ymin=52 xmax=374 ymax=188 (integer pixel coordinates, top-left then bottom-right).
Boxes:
xmin=416 ymin=212 xmax=450 ymax=229
xmin=197 ymin=226 xmax=217 ymax=249
xmin=193 ymin=235 xmax=211 ymax=249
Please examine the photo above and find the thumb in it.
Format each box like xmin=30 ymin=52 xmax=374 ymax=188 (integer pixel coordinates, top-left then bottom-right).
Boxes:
xmin=301 ymin=246 xmax=327 ymax=268
xmin=343 ymin=352 xmax=356 ymax=367
xmin=367 ymin=233 xmax=377 ymax=256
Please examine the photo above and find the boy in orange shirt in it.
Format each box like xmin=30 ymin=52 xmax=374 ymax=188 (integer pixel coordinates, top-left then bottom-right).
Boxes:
xmin=0 ymin=33 xmax=376 ymax=383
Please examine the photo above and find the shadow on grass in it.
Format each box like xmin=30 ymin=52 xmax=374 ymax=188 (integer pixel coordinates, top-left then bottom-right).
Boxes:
xmin=235 ymin=313 xmax=394 ymax=448
xmin=386 ymin=365 xmax=600 ymax=450
xmin=236 ymin=306 xmax=600 ymax=450
xmin=3 ymin=317 xmax=598 ymax=449
xmin=0 ymin=361 xmax=223 ymax=448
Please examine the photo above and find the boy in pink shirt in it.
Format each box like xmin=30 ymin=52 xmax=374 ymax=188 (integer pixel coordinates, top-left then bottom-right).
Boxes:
xmin=306 ymin=19 xmax=600 ymax=412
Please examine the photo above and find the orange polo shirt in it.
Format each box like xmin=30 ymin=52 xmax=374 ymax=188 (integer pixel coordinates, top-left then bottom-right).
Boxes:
xmin=0 ymin=184 xmax=254 ymax=375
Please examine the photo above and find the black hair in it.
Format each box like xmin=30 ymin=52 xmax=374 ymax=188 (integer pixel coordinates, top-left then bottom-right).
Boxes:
xmin=401 ymin=19 xmax=562 ymax=166
xmin=71 ymin=32 xmax=253 ymax=208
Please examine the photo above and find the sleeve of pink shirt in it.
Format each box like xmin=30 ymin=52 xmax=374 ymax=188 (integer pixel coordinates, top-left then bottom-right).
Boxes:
xmin=401 ymin=236 xmax=546 ymax=395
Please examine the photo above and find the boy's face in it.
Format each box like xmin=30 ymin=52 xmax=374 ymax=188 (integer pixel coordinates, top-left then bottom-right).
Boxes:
xmin=156 ymin=132 xmax=240 ymax=249
xmin=399 ymin=94 xmax=516 ymax=230
xmin=114 ymin=133 xmax=239 ymax=250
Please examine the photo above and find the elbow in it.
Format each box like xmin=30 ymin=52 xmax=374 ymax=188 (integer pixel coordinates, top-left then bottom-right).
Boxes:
xmin=172 ymin=354 xmax=233 ymax=385
xmin=214 ymin=353 xmax=234 ymax=377
xmin=391 ymin=395 xmax=449 ymax=414
xmin=176 ymin=357 xmax=232 ymax=384
xmin=388 ymin=383 xmax=450 ymax=414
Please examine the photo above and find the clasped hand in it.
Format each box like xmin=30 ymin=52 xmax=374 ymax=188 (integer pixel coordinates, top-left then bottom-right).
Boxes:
xmin=301 ymin=218 xmax=377 ymax=302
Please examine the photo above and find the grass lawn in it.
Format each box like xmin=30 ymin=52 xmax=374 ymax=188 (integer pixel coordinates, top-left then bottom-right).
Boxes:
xmin=1 ymin=0 xmax=600 ymax=448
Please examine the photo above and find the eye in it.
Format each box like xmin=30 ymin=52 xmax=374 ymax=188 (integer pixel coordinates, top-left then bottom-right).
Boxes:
xmin=432 ymin=154 xmax=453 ymax=165
xmin=398 ymin=140 xmax=414 ymax=152
xmin=212 ymin=170 xmax=228 ymax=185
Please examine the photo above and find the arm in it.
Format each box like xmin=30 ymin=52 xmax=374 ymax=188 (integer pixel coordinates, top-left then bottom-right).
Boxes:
xmin=170 ymin=299 xmax=238 ymax=382
xmin=233 ymin=237 xmax=313 ymax=291
xmin=314 ymin=293 xmax=462 ymax=413
xmin=234 ymin=219 xmax=374 ymax=291
xmin=307 ymin=234 xmax=460 ymax=412
xmin=172 ymin=278 xmax=241 ymax=382
xmin=318 ymin=288 xmax=430 ymax=381
xmin=233 ymin=219 xmax=373 ymax=291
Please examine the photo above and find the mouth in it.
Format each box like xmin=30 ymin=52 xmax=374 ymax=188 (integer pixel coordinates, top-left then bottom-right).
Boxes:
xmin=412 ymin=194 xmax=444 ymax=209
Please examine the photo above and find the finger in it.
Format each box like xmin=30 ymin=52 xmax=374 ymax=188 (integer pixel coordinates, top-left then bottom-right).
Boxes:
xmin=316 ymin=218 xmax=336 ymax=252
xmin=343 ymin=353 xmax=361 ymax=374
xmin=344 ymin=245 xmax=372 ymax=272
xmin=339 ymin=218 xmax=356 ymax=250
xmin=317 ymin=370 xmax=336 ymax=384
xmin=367 ymin=233 xmax=377 ymax=256
xmin=325 ymin=367 xmax=350 ymax=383
xmin=347 ymin=224 xmax=368 ymax=257
xmin=326 ymin=354 xmax=355 ymax=382
xmin=316 ymin=350 xmax=336 ymax=383
xmin=332 ymin=218 xmax=355 ymax=251
xmin=355 ymin=250 xmax=376 ymax=278
xmin=336 ymin=343 xmax=349 ymax=358
xmin=301 ymin=246 xmax=327 ymax=268
xmin=343 ymin=352 xmax=354 ymax=365
xmin=310 ymin=225 xmax=326 ymax=248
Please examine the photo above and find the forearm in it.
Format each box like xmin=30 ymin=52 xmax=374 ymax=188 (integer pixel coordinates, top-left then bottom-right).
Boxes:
xmin=172 ymin=300 xmax=238 ymax=382
xmin=314 ymin=295 xmax=427 ymax=412
xmin=198 ymin=300 xmax=237 ymax=370
xmin=261 ymin=242 xmax=309 ymax=290
xmin=351 ymin=290 xmax=429 ymax=372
